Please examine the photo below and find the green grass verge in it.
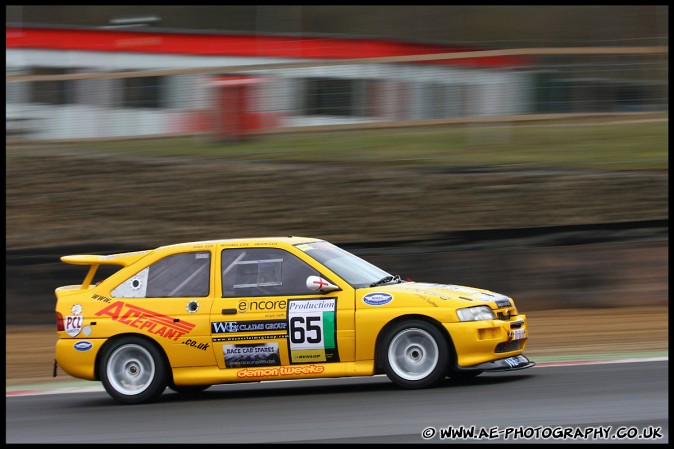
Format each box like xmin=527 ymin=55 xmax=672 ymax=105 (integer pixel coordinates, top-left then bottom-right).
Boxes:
xmin=27 ymin=115 xmax=669 ymax=170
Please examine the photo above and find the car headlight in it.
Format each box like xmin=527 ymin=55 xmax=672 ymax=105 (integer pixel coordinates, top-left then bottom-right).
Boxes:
xmin=457 ymin=306 xmax=496 ymax=322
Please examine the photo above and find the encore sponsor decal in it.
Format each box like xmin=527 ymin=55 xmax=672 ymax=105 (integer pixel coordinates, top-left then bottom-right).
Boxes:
xmin=238 ymin=299 xmax=287 ymax=313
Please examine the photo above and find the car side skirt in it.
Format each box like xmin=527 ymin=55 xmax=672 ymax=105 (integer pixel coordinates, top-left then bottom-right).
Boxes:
xmin=171 ymin=360 xmax=376 ymax=386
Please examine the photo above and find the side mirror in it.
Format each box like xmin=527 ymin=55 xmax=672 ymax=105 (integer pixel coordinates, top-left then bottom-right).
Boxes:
xmin=306 ymin=276 xmax=340 ymax=293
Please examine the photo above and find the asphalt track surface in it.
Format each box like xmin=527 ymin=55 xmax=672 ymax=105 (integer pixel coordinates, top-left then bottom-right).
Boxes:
xmin=6 ymin=359 xmax=668 ymax=444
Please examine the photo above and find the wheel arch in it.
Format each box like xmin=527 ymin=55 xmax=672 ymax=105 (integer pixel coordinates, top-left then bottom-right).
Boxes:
xmin=373 ymin=314 xmax=456 ymax=375
xmin=94 ymin=332 xmax=173 ymax=383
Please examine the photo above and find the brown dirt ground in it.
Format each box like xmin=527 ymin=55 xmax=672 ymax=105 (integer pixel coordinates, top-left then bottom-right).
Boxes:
xmin=6 ymin=306 xmax=668 ymax=387
xmin=5 ymin=150 xmax=668 ymax=250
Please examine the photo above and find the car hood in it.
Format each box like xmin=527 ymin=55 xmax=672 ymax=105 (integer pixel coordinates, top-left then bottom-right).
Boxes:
xmin=358 ymin=281 xmax=514 ymax=309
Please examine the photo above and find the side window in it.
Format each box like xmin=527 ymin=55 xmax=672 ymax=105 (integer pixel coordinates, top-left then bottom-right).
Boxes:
xmin=221 ymin=248 xmax=322 ymax=297
xmin=112 ymin=252 xmax=211 ymax=298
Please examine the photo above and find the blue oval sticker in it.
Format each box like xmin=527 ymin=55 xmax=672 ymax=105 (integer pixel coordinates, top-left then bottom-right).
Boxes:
xmin=74 ymin=341 xmax=93 ymax=352
xmin=363 ymin=292 xmax=393 ymax=306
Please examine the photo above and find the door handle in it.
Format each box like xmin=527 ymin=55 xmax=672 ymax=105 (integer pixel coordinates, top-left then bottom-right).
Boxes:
xmin=221 ymin=308 xmax=237 ymax=315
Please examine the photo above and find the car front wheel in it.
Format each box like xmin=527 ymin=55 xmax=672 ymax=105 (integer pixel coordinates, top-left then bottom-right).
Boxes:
xmin=382 ymin=320 xmax=449 ymax=389
xmin=99 ymin=336 xmax=167 ymax=404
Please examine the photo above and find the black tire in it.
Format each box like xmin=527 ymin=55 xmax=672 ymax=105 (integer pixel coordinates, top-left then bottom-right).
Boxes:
xmin=381 ymin=320 xmax=449 ymax=389
xmin=168 ymin=384 xmax=211 ymax=395
xmin=99 ymin=336 xmax=168 ymax=404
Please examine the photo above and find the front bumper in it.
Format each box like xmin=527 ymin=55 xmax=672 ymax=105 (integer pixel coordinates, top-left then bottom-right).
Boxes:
xmin=443 ymin=314 xmax=530 ymax=368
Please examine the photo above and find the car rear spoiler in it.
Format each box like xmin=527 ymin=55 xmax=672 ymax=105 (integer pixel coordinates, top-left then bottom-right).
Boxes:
xmin=60 ymin=250 xmax=150 ymax=289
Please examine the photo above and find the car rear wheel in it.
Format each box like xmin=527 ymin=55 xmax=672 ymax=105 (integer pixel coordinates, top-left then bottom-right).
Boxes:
xmin=99 ymin=336 xmax=167 ymax=404
xmin=382 ymin=320 xmax=449 ymax=389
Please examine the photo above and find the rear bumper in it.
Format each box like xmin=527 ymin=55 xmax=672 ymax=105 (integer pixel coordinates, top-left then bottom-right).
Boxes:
xmin=55 ymin=338 xmax=103 ymax=380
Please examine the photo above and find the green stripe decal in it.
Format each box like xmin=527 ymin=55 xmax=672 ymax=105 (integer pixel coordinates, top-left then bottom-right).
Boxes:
xmin=323 ymin=311 xmax=335 ymax=349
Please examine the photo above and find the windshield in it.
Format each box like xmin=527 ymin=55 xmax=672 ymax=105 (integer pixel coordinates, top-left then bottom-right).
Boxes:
xmin=295 ymin=241 xmax=392 ymax=288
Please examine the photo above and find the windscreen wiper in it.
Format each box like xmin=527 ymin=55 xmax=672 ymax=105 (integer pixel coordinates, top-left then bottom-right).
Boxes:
xmin=370 ymin=274 xmax=402 ymax=287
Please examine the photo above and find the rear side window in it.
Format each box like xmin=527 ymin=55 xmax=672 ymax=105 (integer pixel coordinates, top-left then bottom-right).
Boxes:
xmin=112 ymin=252 xmax=211 ymax=298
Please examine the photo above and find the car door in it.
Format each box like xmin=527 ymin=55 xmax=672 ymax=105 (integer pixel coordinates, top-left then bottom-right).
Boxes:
xmin=210 ymin=244 xmax=355 ymax=371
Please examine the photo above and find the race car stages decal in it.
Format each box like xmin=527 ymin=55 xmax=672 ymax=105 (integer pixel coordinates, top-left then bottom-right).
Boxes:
xmin=224 ymin=342 xmax=280 ymax=368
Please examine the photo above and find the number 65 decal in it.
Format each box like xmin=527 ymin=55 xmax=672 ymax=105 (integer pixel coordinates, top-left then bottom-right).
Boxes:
xmin=288 ymin=299 xmax=338 ymax=363
xmin=290 ymin=316 xmax=322 ymax=344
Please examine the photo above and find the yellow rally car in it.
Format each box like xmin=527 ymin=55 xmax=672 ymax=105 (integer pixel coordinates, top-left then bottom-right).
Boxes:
xmin=55 ymin=237 xmax=533 ymax=404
